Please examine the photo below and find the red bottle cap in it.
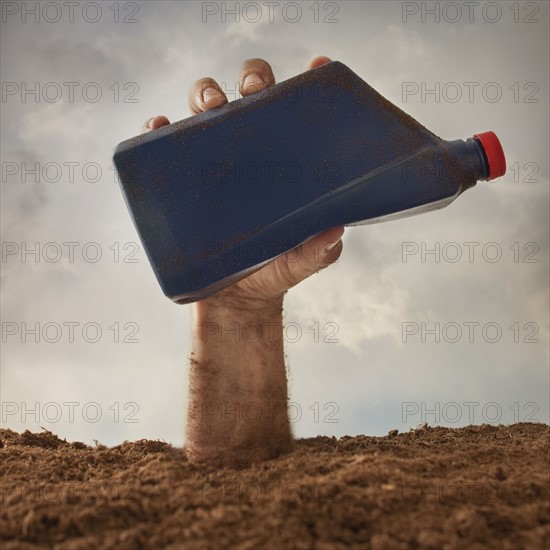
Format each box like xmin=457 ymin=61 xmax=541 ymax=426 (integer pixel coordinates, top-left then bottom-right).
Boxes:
xmin=473 ymin=131 xmax=506 ymax=180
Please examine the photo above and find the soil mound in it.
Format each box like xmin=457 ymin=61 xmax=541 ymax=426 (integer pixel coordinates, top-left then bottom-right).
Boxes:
xmin=1 ymin=423 xmax=548 ymax=549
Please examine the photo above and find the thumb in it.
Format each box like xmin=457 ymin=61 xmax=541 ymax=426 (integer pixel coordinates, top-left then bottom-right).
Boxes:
xmin=282 ymin=227 xmax=344 ymax=288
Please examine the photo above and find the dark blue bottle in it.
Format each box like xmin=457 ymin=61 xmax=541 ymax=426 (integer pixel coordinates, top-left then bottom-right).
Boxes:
xmin=113 ymin=61 xmax=505 ymax=304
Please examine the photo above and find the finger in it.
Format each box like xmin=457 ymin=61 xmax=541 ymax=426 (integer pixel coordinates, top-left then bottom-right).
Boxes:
xmin=239 ymin=58 xmax=276 ymax=97
xmin=275 ymin=227 xmax=345 ymax=289
xmin=140 ymin=115 xmax=170 ymax=134
xmin=307 ymin=55 xmax=332 ymax=71
xmin=188 ymin=78 xmax=228 ymax=115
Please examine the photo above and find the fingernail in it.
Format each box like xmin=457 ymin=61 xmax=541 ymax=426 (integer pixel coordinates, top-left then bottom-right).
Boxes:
xmin=145 ymin=117 xmax=155 ymax=129
xmin=324 ymin=240 xmax=341 ymax=254
xmin=243 ymin=73 xmax=264 ymax=93
xmin=202 ymin=86 xmax=222 ymax=103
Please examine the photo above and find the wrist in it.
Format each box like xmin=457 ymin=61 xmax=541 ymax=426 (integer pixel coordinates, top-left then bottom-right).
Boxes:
xmin=192 ymin=292 xmax=284 ymax=339
xmin=196 ymin=289 xmax=284 ymax=315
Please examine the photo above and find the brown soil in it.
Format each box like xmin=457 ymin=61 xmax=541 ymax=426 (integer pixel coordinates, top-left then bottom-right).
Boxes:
xmin=1 ymin=423 xmax=548 ymax=549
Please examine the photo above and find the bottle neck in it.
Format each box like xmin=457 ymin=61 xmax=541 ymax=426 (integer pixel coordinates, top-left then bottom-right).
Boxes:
xmin=469 ymin=137 xmax=490 ymax=181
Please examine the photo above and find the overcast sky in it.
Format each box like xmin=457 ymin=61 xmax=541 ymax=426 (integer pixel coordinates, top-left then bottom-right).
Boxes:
xmin=1 ymin=0 xmax=549 ymax=446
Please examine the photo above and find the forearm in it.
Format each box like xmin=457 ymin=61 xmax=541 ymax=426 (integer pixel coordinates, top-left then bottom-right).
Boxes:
xmin=186 ymin=295 xmax=293 ymax=467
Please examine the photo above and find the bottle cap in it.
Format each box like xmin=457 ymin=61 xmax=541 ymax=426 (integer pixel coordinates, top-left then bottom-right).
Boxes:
xmin=473 ymin=131 xmax=506 ymax=180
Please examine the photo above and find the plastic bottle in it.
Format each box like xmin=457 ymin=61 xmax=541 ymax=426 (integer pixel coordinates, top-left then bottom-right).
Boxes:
xmin=113 ymin=61 xmax=506 ymax=303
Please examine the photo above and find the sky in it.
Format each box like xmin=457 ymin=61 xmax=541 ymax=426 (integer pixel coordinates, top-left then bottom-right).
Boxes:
xmin=1 ymin=0 xmax=549 ymax=446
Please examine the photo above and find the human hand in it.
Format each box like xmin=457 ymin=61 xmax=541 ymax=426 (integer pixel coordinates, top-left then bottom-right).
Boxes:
xmin=141 ymin=56 xmax=344 ymax=310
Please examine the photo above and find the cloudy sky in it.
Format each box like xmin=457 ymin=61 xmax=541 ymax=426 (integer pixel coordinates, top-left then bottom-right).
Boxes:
xmin=1 ymin=0 xmax=548 ymax=446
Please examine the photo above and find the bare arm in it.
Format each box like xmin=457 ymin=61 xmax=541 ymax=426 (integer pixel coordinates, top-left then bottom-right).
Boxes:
xmin=187 ymin=295 xmax=290 ymax=467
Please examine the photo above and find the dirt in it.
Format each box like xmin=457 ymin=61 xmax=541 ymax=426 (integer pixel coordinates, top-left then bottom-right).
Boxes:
xmin=1 ymin=423 xmax=548 ymax=549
